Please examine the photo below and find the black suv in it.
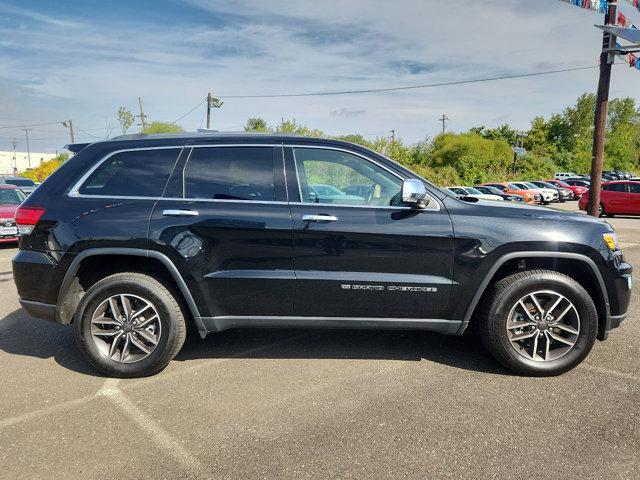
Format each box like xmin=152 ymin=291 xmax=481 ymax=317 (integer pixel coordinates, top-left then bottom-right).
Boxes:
xmin=12 ymin=133 xmax=632 ymax=377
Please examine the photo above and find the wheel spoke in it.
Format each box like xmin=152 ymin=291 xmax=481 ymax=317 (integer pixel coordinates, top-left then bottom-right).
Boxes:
xmin=507 ymin=320 xmax=537 ymax=330
xmin=108 ymin=331 xmax=124 ymax=358
xmin=544 ymin=331 xmax=551 ymax=360
xmin=129 ymin=335 xmax=151 ymax=355
xmin=545 ymin=295 xmax=563 ymax=318
xmin=529 ymin=293 xmax=545 ymax=317
xmin=120 ymin=295 xmax=133 ymax=318
xmin=131 ymin=303 xmax=152 ymax=321
xmin=518 ymin=300 xmax=536 ymax=321
xmin=92 ymin=327 xmax=121 ymax=337
xmin=91 ymin=316 xmax=122 ymax=326
xmin=134 ymin=327 xmax=158 ymax=345
xmin=551 ymin=304 xmax=573 ymax=324
xmin=510 ymin=330 xmax=538 ymax=342
xmin=136 ymin=314 xmax=159 ymax=328
xmin=531 ymin=334 xmax=539 ymax=360
xmin=108 ymin=297 xmax=122 ymax=320
xmin=547 ymin=331 xmax=575 ymax=347
xmin=120 ymin=334 xmax=131 ymax=361
xmin=552 ymin=323 xmax=579 ymax=336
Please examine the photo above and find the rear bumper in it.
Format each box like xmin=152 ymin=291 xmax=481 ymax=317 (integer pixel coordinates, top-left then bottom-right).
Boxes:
xmin=19 ymin=299 xmax=57 ymax=322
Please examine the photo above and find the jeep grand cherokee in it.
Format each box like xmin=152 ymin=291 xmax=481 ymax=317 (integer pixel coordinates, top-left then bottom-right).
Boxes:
xmin=12 ymin=133 xmax=633 ymax=377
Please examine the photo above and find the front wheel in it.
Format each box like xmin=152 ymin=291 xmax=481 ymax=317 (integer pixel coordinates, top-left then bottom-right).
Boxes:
xmin=478 ymin=270 xmax=597 ymax=376
xmin=75 ymin=273 xmax=187 ymax=377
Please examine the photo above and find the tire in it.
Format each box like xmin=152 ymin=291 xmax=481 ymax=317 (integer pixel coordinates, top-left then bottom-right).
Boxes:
xmin=75 ymin=273 xmax=187 ymax=378
xmin=599 ymin=203 xmax=605 ymax=218
xmin=478 ymin=269 xmax=597 ymax=376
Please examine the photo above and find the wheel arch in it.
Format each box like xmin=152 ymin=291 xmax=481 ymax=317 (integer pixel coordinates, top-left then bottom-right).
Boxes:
xmin=56 ymin=248 xmax=204 ymax=332
xmin=461 ymin=252 xmax=610 ymax=339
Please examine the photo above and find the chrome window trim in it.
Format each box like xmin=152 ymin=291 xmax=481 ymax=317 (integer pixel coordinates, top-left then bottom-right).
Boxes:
xmin=66 ymin=143 xmax=439 ymax=211
xmin=68 ymin=146 xmax=184 ymax=198
xmin=287 ymin=144 xmax=439 ymax=211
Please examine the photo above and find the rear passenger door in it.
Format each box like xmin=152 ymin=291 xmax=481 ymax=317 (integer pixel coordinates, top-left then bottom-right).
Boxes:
xmin=148 ymin=144 xmax=295 ymax=321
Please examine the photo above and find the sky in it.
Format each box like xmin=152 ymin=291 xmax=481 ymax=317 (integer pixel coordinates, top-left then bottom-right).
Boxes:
xmin=0 ymin=0 xmax=639 ymax=153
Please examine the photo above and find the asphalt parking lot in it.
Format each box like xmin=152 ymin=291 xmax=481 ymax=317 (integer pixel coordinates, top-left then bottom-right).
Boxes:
xmin=0 ymin=201 xmax=638 ymax=479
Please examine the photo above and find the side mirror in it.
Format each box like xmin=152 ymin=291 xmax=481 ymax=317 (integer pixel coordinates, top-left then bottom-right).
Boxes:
xmin=401 ymin=179 xmax=429 ymax=208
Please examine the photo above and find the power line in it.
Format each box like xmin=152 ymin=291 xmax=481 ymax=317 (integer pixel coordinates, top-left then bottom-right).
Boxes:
xmin=75 ymin=126 xmax=100 ymax=138
xmin=172 ymin=98 xmax=206 ymax=124
xmin=0 ymin=121 xmax=64 ymax=131
xmin=220 ymin=65 xmax=600 ymax=98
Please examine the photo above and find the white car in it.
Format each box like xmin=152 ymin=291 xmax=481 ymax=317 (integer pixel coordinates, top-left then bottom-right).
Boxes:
xmin=512 ymin=182 xmax=559 ymax=204
xmin=446 ymin=186 xmax=504 ymax=201
xmin=555 ymin=172 xmax=577 ymax=180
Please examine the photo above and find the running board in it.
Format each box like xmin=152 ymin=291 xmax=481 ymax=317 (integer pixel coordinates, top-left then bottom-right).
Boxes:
xmin=195 ymin=316 xmax=462 ymax=337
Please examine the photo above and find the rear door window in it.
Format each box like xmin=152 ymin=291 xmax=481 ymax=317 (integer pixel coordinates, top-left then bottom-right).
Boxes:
xmin=79 ymin=148 xmax=181 ymax=197
xmin=183 ymin=147 xmax=275 ymax=201
xmin=603 ymin=183 xmax=627 ymax=193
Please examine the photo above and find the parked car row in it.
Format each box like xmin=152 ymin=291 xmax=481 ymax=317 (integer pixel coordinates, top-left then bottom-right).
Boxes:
xmin=446 ymin=178 xmax=585 ymax=205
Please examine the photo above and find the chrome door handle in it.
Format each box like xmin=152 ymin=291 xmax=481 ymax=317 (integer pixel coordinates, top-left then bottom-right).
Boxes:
xmin=162 ymin=209 xmax=199 ymax=217
xmin=302 ymin=214 xmax=338 ymax=222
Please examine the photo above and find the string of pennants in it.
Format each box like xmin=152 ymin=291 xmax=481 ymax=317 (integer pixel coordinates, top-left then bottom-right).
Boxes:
xmin=559 ymin=1 xmax=640 ymax=15
xmin=559 ymin=1 xmax=640 ymax=70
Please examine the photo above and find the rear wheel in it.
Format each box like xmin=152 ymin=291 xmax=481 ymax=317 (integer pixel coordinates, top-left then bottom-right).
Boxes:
xmin=478 ymin=270 xmax=597 ymax=376
xmin=75 ymin=272 xmax=186 ymax=377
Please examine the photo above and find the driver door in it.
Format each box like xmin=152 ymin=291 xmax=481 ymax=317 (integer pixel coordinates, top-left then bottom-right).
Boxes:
xmin=286 ymin=146 xmax=455 ymax=319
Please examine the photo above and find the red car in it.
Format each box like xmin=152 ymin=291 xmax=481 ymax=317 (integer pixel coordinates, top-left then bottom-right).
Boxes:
xmin=546 ymin=179 xmax=587 ymax=200
xmin=0 ymin=184 xmax=27 ymax=243
xmin=579 ymin=180 xmax=640 ymax=217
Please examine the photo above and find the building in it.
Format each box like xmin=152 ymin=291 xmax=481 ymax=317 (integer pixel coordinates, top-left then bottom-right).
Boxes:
xmin=0 ymin=151 xmax=59 ymax=175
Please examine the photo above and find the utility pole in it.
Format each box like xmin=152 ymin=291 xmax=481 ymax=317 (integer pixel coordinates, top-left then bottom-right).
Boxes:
xmin=23 ymin=129 xmax=31 ymax=167
xmin=62 ymin=120 xmax=75 ymax=144
xmin=10 ymin=138 xmax=17 ymax=174
xmin=206 ymin=93 xmax=223 ymax=129
xmin=588 ymin=1 xmax=617 ymax=217
xmin=137 ymin=97 xmax=148 ymax=132
xmin=439 ymin=114 xmax=449 ymax=134
xmin=390 ymin=129 xmax=395 ymax=143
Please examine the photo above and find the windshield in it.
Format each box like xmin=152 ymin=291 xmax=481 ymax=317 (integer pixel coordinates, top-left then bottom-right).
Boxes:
xmin=4 ymin=178 xmax=35 ymax=187
xmin=509 ymin=183 xmax=526 ymax=190
xmin=524 ymin=182 xmax=540 ymax=189
xmin=0 ymin=189 xmax=27 ymax=204
xmin=464 ymin=187 xmax=483 ymax=195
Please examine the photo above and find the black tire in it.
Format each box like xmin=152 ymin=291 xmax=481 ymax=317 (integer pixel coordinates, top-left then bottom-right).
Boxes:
xmin=75 ymin=273 xmax=186 ymax=378
xmin=478 ymin=269 xmax=597 ymax=376
xmin=598 ymin=202 xmax=605 ymax=217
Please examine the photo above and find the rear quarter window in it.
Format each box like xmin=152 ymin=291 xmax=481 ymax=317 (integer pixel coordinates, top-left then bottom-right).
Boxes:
xmin=78 ymin=148 xmax=181 ymax=197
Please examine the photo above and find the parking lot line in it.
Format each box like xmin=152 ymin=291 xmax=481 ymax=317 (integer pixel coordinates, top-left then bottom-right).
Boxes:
xmin=100 ymin=385 xmax=203 ymax=473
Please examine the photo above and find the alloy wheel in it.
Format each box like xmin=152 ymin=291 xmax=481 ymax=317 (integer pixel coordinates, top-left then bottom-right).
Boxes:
xmin=506 ymin=290 xmax=580 ymax=362
xmin=90 ymin=294 xmax=162 ymax=363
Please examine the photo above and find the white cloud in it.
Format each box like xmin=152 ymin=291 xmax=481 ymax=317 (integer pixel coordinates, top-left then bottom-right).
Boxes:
xmin=0 ymin=0 xmax=639 ymax=152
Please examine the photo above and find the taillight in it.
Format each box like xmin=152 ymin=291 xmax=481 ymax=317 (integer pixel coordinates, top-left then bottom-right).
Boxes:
xmin=15 ymin=206 xmax=45 ymax=234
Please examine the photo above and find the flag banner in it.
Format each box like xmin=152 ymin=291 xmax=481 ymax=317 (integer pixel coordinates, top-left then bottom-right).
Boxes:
xmin=618 ymin=11 xmax=632 ymax=27
xmin=615 ymin=42 xmax=640 ymax=70
xmin=559 ymin=0 xmax=608 ymax=13
xmin=622 ymin=0 xmax=640 ymax=14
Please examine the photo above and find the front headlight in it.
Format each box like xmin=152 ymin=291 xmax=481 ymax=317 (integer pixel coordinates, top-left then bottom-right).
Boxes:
xmin=602 ymin=232 xmax=620 ymax=251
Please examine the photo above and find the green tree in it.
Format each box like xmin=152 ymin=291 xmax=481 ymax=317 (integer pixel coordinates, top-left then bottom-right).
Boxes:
xmin=143 ymin=121 xmax=184 ymax=134
xmin=116 ymin=107 xmax=135 ymax=135
xmin=244 ymin=117 xmax=268 ymax=132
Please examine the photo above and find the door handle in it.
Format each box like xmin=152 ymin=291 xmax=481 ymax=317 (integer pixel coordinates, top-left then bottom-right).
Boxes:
xmin=302 ymin=214 xmax=338 ymax=222
xmin=162 ymin=209 xmax=199 ymax=217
